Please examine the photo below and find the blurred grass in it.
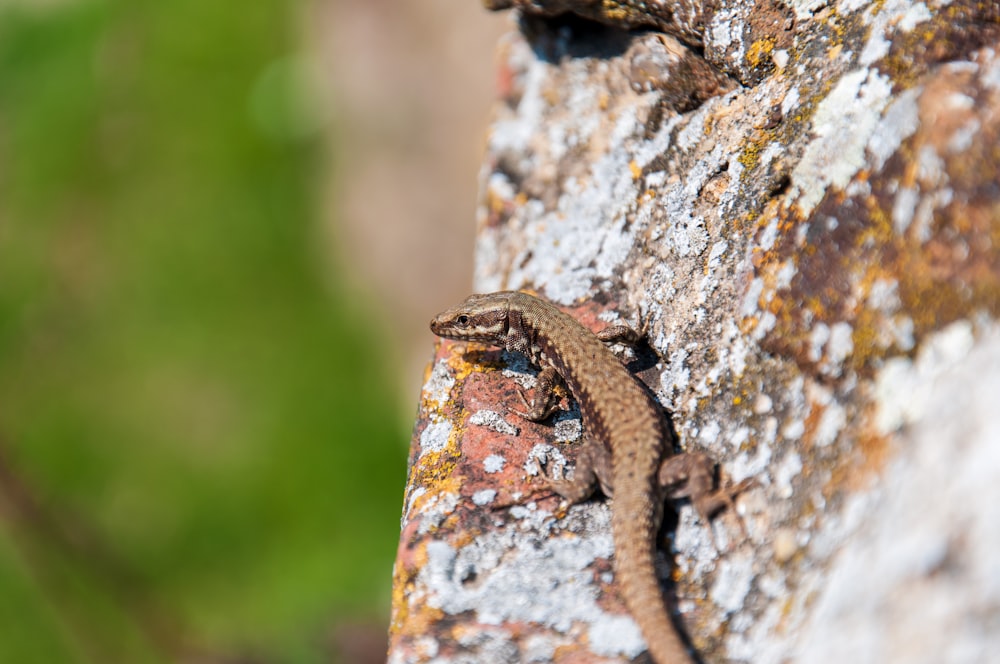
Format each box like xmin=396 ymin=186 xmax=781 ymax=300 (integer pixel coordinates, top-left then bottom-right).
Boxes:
xmin=0 ymin=1 xmax=406 ymax=662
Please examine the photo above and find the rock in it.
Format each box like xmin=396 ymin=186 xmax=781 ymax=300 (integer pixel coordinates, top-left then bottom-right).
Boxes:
xmin=390 ymin=2 xmax=1000 ymax=662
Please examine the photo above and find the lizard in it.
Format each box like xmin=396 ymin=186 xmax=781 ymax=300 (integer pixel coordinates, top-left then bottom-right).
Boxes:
xmin=430 ymin=290 xmax=747 ymax=664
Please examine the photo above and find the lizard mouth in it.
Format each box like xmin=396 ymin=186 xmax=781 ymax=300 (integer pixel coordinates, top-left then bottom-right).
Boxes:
xmin=428 ymin=317 xmax=451 ymax=337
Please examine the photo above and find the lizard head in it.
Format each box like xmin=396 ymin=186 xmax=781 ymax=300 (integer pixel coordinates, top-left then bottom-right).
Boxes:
xmin=429 ymin=292 xmax=513 ymax=345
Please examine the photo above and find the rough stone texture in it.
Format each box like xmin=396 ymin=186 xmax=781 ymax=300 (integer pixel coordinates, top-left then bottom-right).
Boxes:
xmin=391 ymin=1 xmax=1000 ymax=662
xmin=484 ymin=0 xmax=712 ymax=45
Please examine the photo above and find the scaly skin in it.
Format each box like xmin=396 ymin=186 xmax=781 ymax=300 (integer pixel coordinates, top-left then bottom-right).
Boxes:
xmin=431 ymin=291 xmax=742 ymax=664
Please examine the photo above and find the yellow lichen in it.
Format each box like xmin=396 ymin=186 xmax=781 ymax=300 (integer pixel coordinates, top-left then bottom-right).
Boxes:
xmin=703 ymin=112 xmax=716 ymax=136
xmin=389 ymin=539 xmax=447 ymax=637
xmin=746 ymin=37 xmax=776 ymax=69
xmin=738 ymin=141 xmax=762 ymax=174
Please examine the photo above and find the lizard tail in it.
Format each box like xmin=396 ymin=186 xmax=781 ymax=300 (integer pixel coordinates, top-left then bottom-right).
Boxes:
xmin=612 ymin=496 xmax=694 ymax=664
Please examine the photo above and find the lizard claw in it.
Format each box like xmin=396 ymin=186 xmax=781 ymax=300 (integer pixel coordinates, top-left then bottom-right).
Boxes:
xmin=486 ymin=448 xmax=566 ymax=512
xmin=708 ymin=477 xmax=758 ymax=539
xmin=508 ymin=386 xmax=559 ymax=422
xmin=487 ymin=484 xmax=559 ymax=511
xmin=506 ymin=387 xmax=535 ymax=420
xmin=525 ymin=444 xmax=567 ymax=482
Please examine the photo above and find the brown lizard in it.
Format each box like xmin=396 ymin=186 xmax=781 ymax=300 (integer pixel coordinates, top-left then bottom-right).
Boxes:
xmin=430 ymin=290 xmax=746 ymax=664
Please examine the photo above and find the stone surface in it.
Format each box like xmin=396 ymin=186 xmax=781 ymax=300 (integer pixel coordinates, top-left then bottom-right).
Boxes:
xmin=391 ymin=2 xmax=1000 ymax=662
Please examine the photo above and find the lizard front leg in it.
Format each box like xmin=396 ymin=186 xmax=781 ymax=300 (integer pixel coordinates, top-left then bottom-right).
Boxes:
xmin=503 ymin=437 xmax=611 ymax=510
xmin=544 ymin=439 xmax=612 ymax=505
xmin=512 ymin=365 xmax=563 ymax=422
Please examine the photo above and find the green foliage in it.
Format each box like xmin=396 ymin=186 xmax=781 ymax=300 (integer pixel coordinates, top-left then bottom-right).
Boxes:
xmin=0 ymin=1 xmax=404 ymax=662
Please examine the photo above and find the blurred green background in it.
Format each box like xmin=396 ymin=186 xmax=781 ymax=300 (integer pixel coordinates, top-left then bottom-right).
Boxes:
xmin=0 ymin=1 xmax=408 ymax=662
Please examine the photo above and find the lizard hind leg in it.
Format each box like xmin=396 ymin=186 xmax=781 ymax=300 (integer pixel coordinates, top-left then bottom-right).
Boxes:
xmin=596 ymin=323 xmax=643 ymax=346
xmin=658 ymin=452 xmax=751 ymax=524
xmin=596 ymin=324 xmax=644 ymax=364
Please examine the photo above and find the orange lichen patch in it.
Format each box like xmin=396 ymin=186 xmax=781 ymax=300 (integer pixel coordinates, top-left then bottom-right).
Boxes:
xmin=897 ymin=256 xmax=1000 ymax=336
xmin=815 ymin=5 xmax=847 ymax=40
xmin=738 ymin=141 xmax=762 ymax=174
xmin=486 ymin=187 xmax=506 ymax=214
xmin=601 ymin=5 xmax=629 ymax=22
xmin=542 ymin=84 xmax=561 ymax=107
xmin=444 ymin=343 xmax=498 ymax=379
xmin=550 ymin=641 xmax=596 ymax=663
xmin=483 ymin=182 xmax=516 ymax=228
xmin=703 ymin=111 xmax=717 ymax=136
xmin=407 ymin=423 xmax=461 ymax=472
xmin=879 ymin=3 xmax=1000 ymax=89
xmin=746 ymin=37 xmax=776 ymax=69
xmin=628 ymin=159 xmax=642 ymax=180
xmin=389 ymin=584 xmax=445 ymax=640
xmin=389 ymin=543 xmax=447 ymax=638
xmin=739 ymin=207 xmax=810 ymax=327
xmin=797 ymin=403 xmax=824 ymax=451
xmin=779 ymin=595 xmax=796 ymax=625
xmin=421 ymin=358 xmax=436 ymax=385
xmin=748 ymin=91 xmax=1000 ymax=375
xmin=451 ymin=529 xmax=480 ymax=551
xmin=681 ymin=573 xmax=743 ymax=653
xmin=407 ymin=470 xmax=464 ymax=511
xmin=758 ymin=211 xmax=874 ymax=371
xmin=737 ymin=314 xmax=759 ymax=337
xmin=849 ymin=305 xmax=891 ymax=373
xmin=389 ymin=603 xmax=445 ymax=638
xmin=825 ymin=429 xmax=890 ymax=498
xmin=878 ymin=198 xmax=1000 ymax=350
xmin=854 ymin=427 xmax=893 ymax=480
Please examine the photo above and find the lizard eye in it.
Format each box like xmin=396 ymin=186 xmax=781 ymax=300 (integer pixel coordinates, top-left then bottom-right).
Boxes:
xmin=456 ymin=314 xmax=470 ymax=326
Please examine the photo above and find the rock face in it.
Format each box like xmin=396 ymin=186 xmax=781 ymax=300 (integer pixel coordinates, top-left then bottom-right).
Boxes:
xmin=391 ymin=2 xmax=1000 ymax=662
